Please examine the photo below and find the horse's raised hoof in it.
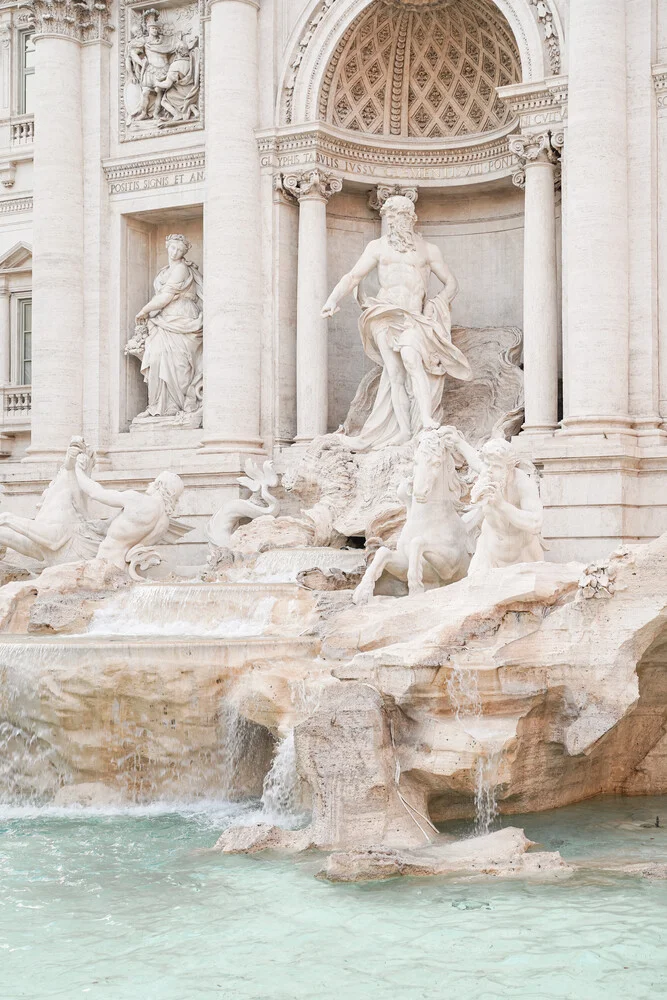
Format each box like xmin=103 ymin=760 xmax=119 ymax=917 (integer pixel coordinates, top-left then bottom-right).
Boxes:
xmin=352 ymin=583 xmax=374 ymax=606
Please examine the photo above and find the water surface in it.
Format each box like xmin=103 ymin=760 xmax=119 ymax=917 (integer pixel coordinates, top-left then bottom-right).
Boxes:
xmin=1 ymin=796 xmax=667 ymax=1000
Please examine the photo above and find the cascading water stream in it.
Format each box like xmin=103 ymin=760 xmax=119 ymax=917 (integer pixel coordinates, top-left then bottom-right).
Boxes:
xmin=260 ymin=730 xmax=304 ymax=825
xmin=86 ymin=585 xmax=278 ymax=638
xmin=446 ymin=665 xmax=499 ymax=835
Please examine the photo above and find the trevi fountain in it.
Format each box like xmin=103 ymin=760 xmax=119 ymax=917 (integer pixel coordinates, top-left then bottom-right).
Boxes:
xmin=1 ymin=0 xmax=667 ymax=997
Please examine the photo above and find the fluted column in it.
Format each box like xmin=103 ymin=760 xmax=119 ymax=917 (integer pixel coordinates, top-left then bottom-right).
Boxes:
xmin=284 ymin=169 xmax=341 ymax=443
xmin=511 ymin=132 xmax=562 ymax=435
xmin=200 ymin=0 xmax=263 ymax=454
xmin=560 ymin=0 xmax=630 ymax=436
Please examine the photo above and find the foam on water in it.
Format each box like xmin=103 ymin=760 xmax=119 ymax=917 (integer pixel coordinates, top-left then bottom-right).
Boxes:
xmin=86 ymin=587 xmax=277 ymax=638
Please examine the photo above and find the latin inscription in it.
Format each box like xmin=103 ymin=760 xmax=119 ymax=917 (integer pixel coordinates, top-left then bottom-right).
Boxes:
xmin=109 ymin=169 xmax=205 ymax=195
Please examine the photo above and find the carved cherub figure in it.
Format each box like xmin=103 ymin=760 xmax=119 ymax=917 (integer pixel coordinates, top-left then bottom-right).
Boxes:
xmin=74 ymin=458 xmax=191 ymax=580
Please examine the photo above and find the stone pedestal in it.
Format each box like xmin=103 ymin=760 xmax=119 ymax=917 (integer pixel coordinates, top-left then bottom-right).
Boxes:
xmin=511 ymin=133 xmax=561 ymax=436
xmin=284 ymin=169 xmax=341 ymax=443
xmin=200 ymin=0 xmax=263 ymax=455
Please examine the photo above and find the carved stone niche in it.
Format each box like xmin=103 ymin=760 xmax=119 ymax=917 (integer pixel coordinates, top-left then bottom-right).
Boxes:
xmin=120 ymin=0 xmax=204 ymax=142
xmin=121 ymin=207 xmax=203 ymax=432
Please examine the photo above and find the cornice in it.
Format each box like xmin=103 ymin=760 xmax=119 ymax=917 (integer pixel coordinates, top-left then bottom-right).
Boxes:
xmin=103 ymin=148 xmax=205 ymax=182
xmin=257 ymin=121 xmax=520 ymax=186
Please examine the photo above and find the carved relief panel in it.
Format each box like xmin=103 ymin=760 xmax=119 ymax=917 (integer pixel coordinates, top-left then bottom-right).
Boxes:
xmin=119 ymin=0 xmax=204 ymax=141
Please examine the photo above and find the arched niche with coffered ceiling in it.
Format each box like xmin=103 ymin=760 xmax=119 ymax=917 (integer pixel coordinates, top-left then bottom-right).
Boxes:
xmin=267 ymin=0 xmax=564 ymax=189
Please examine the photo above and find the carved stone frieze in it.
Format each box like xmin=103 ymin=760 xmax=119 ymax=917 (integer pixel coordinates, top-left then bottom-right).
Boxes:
xmin=258 ymin=125 xmax=520 ymax=188
xmin=104 ymin=149 xmax=205 ymax=194
xmin=120 ymin=0 xmax=204 ymax=141
xmin=528 ymin=0 xmax=561 ymax=75
xmin=498 ymin=78 xmax=568 ymax=133
xmin=26 ymin=0 xmax=114 ymax=42
xmin=284 ymin=0 xmax=338 ymax=125
xmin=282 ymin=168 xmax=342 ymax=201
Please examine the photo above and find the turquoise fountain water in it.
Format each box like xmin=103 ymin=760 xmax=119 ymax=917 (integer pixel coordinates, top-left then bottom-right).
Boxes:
xmin=1 ymin=795 xmax=667 ymax=1000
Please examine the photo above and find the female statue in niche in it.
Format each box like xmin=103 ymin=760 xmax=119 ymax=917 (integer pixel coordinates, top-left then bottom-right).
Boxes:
xmin=126 ymin=233 xmax=204 ymax=428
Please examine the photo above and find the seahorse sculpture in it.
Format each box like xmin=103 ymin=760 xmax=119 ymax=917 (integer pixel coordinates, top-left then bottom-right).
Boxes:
xmin=207 ymin=459 xmax=280 ymax=548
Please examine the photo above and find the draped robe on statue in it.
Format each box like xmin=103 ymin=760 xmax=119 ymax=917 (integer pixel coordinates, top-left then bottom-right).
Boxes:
xmin=346 ymin=273 xmax=473 ymax=450
xmin=141 ymin=261 xmax=203 ymax=417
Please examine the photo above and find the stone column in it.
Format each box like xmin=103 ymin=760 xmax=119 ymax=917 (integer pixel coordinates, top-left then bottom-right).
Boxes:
xmin=560 ymin=0 xmax=631 ymax=436
xmin=284 ymin=169 xmax=341 ymax=443
xmin=200 ymin=0 xmax=263 ymax=455
xmin=653 ymin=67 xmax=667 ymax=425
xmin=510 ymin=132 xmax=561 ymax=435
xmin=22 ymin=2 xmax=106 ymax=462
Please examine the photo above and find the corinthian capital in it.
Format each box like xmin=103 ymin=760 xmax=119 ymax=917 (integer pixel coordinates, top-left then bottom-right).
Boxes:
xmin=27 ymin=0 xmax=114 ymax=42
xmin=367 ymin=184 xmax=418 ymax=213
xmin=509 ymin=130 xmax=563 ymax=166
xmin=282 ymin=169 xmax=342 ymax=202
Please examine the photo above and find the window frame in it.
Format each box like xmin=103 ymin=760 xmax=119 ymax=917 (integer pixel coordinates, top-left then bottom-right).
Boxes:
xmin=17 ymin=28 xmax=35 ymax=117
xmin=11 ymin=293 xmax=32 ymax=386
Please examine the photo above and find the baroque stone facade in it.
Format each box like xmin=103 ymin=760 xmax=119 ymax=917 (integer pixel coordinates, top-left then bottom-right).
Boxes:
xmin=0 ymin=0 xmax=664 ymax=568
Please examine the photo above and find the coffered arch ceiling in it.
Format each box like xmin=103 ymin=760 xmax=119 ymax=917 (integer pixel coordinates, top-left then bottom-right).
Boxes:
xmin=319 ymin=0 xmax=522 ymax=139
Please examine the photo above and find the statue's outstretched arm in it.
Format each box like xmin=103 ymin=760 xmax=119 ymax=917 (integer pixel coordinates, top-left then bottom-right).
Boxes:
xmin=75 ymin=462 xmax=126 ymax=510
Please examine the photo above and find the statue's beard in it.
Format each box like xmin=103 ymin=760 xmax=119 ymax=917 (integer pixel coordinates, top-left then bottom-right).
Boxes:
xmin=386 ymin=216 xmax=417 ymax=253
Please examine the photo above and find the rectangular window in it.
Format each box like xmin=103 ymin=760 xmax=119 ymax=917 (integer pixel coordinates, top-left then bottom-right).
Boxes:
xmin=18 ymin=297 xmax=31 ymax=385
xmin=19 ymin=30 xmax=35 ymax=116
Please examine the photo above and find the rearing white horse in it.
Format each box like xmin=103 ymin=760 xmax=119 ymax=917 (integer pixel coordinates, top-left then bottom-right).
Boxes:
xmin=352 ymin=427 xmax=471 ymax=605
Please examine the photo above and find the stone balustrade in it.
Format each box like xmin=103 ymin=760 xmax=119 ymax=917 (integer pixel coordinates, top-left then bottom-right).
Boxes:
xmin=10 ymin=118 xmax=34 ymax=146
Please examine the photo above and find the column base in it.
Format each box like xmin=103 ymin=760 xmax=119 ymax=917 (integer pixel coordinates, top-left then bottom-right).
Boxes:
xmin=22 ymin=446 xmax=69 ymax=465
xmin=519 ymin=424 xmax=558 ymax=437
xmin=557 ymin=415 xmax=635 ymax=437
xmin=197 ymin=434 xmax=265 ymax=456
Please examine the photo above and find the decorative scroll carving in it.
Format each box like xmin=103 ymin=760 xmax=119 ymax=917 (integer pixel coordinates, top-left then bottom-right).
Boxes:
xmin=320 ymin=0 xmax=520 ymax=138
xmin=282 ymin=168 xmax=342 ymax=201
xmin=120 ymin=0 xmax=203 ymax=141
xmin=285 ymin=0 xmax=339 ymax=125
xmin=26 ymin=0 xmax=114 ymax=41
xmin=528 ymin=0 xmax=560 ymax=75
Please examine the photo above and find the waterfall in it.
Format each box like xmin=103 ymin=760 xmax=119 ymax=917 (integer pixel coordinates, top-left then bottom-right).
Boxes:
xmin=474 ymin=753 xmax=500 ymax=837
xmin=260 ymin=731 xmax=306 ymax=827
xmin=0 ymin=721 xmax=70 ymax=805
xmin=447 ymin=666 xmax=500 ymax=836
xmin=86 ymin=586 xmax=277 ymax=638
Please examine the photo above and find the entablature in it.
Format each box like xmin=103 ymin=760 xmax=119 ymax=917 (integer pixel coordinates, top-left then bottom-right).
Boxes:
xmin=258 ymin=120 xmax=521 ymax=188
